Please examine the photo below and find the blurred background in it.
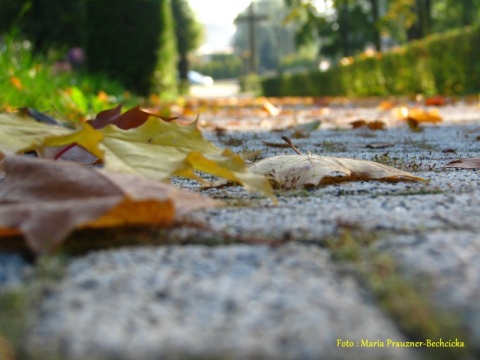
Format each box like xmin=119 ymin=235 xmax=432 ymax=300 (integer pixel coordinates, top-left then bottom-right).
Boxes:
xmin=1 ymin=0 xmax=479 ymax=113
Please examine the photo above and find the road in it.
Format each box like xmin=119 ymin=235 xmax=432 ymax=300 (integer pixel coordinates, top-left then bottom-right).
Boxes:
xmin=189 ymin=79 xmax=240 ymax=98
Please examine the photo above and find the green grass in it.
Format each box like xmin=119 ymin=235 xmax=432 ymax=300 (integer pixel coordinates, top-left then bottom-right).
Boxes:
xmin=0 ymin=33 xmax=139 ymax=121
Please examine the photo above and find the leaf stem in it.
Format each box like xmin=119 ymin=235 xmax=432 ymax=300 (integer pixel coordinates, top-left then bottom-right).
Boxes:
xmin=281 ymin=136 xmax=302 ymax=155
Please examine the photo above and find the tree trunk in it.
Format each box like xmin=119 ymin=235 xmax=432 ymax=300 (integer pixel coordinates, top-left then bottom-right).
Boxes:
xmin=407 ymin=0 xmax=431 ymax=40
xmin=178 ymin=54 xmax=188 ymax=82
xmin=461 ymin=0 xmax=475 ymax=26
xmin=339 ymin=0 xmax=350 ymax=56
xmin=369 ymin=0 xmax=381 ymax=51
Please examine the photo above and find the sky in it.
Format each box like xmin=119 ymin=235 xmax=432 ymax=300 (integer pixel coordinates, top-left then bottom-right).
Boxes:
xmin=188 ymin=0 xmax=252 ymax=25
xmin=187 ymin=0 xmax=325 ymax=53
xmin=188 ymin=0 xmax=253 ymax=53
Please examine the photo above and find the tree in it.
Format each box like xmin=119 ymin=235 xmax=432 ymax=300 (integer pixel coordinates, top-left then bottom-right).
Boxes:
xmin=170 ymin=0 xmax=203 ymax=89
xmin=285 ymin=0 xmax=380 ymax=59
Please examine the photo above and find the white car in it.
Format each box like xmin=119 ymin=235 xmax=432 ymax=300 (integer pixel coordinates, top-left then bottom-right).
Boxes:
xmin=188 ymin=71 xmax=214 ymax=86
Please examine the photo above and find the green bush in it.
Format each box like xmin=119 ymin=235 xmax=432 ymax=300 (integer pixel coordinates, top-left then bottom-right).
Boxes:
xmin=191 ymin=53 xmax=242 ymax=80
xmin=239 ymin=73 xmax=262 ymax=95
xmin=84 ymin=0 xmax=177 ymax=96
xmin=261 ymin=26 xmax=480 ymax=97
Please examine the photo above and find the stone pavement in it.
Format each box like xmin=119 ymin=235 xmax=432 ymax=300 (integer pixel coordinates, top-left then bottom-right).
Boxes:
xmin=1 ymin=101 xmax=480 ymax=359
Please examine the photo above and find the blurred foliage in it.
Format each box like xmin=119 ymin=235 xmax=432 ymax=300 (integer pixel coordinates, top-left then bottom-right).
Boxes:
xmin=261 ymin=26 xmax=480 ymax=97
xmin=191 ymin=53 xmax=242 ymax=80
xmin=1 ymin=0 xmax=179 ymax=97
xmin=153 ymin=0 xmax=178 ymax=99
xmin=0 ymin=33 xmax=133 ymax=119
xmin=285 ymin=0 xmax=480 ymax=60
xmin=279 ymin=47 xmax=319 ymax=74
xmin=0 ymin=0 xmax=83 ymax=51
xmin=239 ymin=73 xmax=263 ymax=95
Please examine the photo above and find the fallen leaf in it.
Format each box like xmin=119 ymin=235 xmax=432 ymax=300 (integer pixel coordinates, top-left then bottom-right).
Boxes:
xmin=0 ymin=154 xmax=218 ymax=254
xmin=0 ymin=113 xmax=72 ymax=154
xmin=0 ymin=110 xmax=274 ymax=198
xmin=291 ymin=119 xmax=321 ymax=138
xmin=262 ymin=141 xmax=293 ymax=148
xmin=249 ymin=154 xmax=425 ymax=190
xmin=406 ymin=118 xmax=423 ymax=132
xmin=367 ymin=120 xmax=386 ymax=130
xmin=294 ymin=119 xmax=321 ymax=132
xmin=407 ymin=108 xmax=442 ymax=123
xmin=425 ymin=95 xmax=446 ymax=106
xmin=378 ymin=100 xmax=395 ymax=110
xmin=86 ymin=103 xmax=123 ymax=129
xmin=100 ymin=118 xmax=274 ymax=197
xmin=351 ymin=119 xmax=368 ymax=129
xmin=87 ymin=105 xmax=176 ymax=130
xmin=441 ymin=148 xmax=456 ymax=154
xmin=366 ymin=142 xmax=394 ymax=149
xmin=444 ymin=157 xmax=480 ymax=169
xmin=350 ymin=119 xmax=386 ymax=130
xmin=262 ymin=98 xmax=281 ymax=117
xmin=41 ymin=122 xmax=104 ymax=160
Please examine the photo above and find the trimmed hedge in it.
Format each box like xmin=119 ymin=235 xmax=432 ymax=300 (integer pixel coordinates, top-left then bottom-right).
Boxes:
xmin=261 ymin=26 xmax=480 ymax=97
xmin=85 ymin=0 xmax=177 ymax=96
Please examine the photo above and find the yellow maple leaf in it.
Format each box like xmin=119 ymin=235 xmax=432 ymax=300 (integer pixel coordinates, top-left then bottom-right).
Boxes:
xmin=42 ymin=122 xmax=104 ymax=159
xmin=0 ymin=113 xmax=72 ymax=154
xmin=100 ymin=118 xmax=273 ymax=197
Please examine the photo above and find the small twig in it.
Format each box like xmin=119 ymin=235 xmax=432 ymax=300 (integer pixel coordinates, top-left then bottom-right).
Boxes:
xmin=281 ymin=136 xmax=302 ymax=155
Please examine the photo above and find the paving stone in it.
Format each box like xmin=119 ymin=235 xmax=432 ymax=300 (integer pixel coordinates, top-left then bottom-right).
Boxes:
xmin=377 ymin=231 xmax=480 ymax=352
xmin=25 ymin=244 xmax=416 ymax=360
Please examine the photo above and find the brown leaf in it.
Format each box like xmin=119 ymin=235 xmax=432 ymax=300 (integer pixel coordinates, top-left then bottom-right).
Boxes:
xmin=425 ymin=95 xmax=447 ymax=106
xmin=351 ymin=119 xmax=385 ymax=130
xmin=0 ymin=155 xmax=218 ymax=254
xmin=367 ymin=120 xmax=386 ymax=130
xmin=262 ymin=141 xmax=294 ymax=148
xmin=406 ymin=118 xmax=423 ymax=132
xmin=87 ymin=104 xmax=177 ymax=130
xmin=444 ymin=157 xmax=480 ymax=169
xmin=351 ymin=119 xmax=368 ymax=129
xmin=249 ymin=154 xmax=425 ymax=190
xmin=87 ymin=103 xmax=123 ymax=129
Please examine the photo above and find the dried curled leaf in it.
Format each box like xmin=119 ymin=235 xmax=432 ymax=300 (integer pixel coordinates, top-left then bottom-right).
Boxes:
xmin=444 ymin=157 xmax=480 ymax=169
xmin=249 ymin=154 xmax=426 ymax=190
xmin=0 ymin=155 xmax=218 ymax=254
